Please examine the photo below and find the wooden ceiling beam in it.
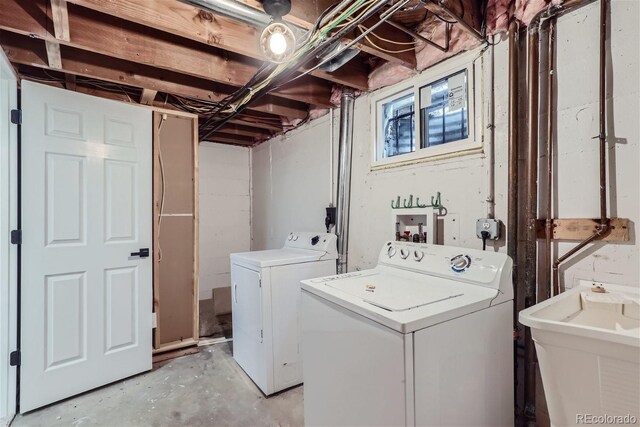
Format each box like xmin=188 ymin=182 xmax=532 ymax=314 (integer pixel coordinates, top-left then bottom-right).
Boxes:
xmin=18 ymin=67 xmax=276 ymax=147
xmin=1 ymin=31 xmax=309 ymax=120
xmin=0 ymin=0 xmax=332 ymax=108
xmin=64 ymin=0 xmax=369 ymax=91
xmin=217 ymin=123 xmax=273 ymax=139
xmin=50 ymin=0 xmax=70 ymax=41
xmin=236 ymin=0 xmax=417 ymax=69
xmin=44 ymin=40 xmax=62 ymax=68
xmin=64 ymin=73 xmax=76 ymax=90
xmin=140 ymin=88 xmax=157 ymax=106
xmin=227 ymin=117 xmax=282 ymax=133
xmin=422 ymin=0 xmax=483 ymax=41
xmin=205 ymin=133 xmax=256 ymax=146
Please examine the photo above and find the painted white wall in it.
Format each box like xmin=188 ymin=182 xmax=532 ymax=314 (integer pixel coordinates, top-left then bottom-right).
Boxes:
xmin=349 ymin=45 xmax=506 ymax=271
xmin=199 ymin=143 xmax=251 ymax=300
xmin=550 ymin=0 xmax=639 ymax=288
xmin=251 ymin=112 xmax=338 ymax=250
xmin=0 ymin=51 xmax=18 ymax=424
xmin=251 ymin=1 xmax=639 ymax=292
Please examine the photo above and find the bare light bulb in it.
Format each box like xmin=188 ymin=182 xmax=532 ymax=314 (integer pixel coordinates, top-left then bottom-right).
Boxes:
xmin=268 ymin=32 xmax=288 ymax=55
xmin=260 ymin=22 xmax=295 ymax=63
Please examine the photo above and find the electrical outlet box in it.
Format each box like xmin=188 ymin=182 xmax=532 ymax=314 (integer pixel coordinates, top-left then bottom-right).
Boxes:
xmin=476 ymin=218 xmax=501 ymax=240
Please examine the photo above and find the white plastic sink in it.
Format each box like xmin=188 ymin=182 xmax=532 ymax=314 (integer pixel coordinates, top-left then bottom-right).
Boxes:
xmin=519 ymin=281 xmax=640 ymax=427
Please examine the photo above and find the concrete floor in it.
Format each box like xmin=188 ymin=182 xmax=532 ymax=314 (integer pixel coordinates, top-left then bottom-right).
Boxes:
xmin=13 ymin=343 xmax=303 ymax=427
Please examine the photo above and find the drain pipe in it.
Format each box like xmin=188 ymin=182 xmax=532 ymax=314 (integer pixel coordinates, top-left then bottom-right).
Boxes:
xmin=336 ymin=91 xmax=355 ymax=274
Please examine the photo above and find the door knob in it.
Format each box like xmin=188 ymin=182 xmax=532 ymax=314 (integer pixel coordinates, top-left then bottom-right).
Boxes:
xmin=130 ymin=248 xmax=150 ymax=258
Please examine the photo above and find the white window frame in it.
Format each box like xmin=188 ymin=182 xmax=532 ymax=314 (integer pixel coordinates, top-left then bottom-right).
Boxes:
xmin=371 ymin=49 xmax=482 ymax=169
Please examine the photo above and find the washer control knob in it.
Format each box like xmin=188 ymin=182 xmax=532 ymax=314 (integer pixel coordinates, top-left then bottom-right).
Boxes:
xmin=387 ymin=246 xmax=397 ymax=258
xmin=288 ymin=233 xmax=293 ymax=241
xmin=293 ymin=234 xmax=299 ymax=241
xmin=451 ymin=254 xmax=472 ymax=272
xmin=400 ymin=248 xmax=410 ymax=259
xmin=413 ymin=250 xmax=424 ymax=262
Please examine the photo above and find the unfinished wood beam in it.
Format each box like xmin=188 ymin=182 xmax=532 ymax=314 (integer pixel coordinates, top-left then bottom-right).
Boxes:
xmin=423 ymin=0 xmax=483 ymax=41
xmin=140 ymin=88 xmax=157 ymax=106
xmin=44 ymin=40 xmax=62 ymax=68
xmin=1 ymin=31 xmax=309 ymax=120
xmin=228 ymin=117 xmax=282 ymax=133
xmin=51 ymin=0 xmax=71 ymax=41
xmin=65 ymin=73 xmax=76 ymax=90
xmin=0 ymin=0 xmax=333 ymax=107
xmin=204 ymin=133 xmax=256 ymax=146
xmin=235 ymin=0 xmax=417 ymax=68
xmin=64 ymin=0 xmax=369 ymax=90
xmin=218 ymin=123 xmax=273 ymax=139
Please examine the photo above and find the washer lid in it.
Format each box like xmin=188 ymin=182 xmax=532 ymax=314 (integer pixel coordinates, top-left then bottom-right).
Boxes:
xmin=230 ymin=248 xmax=327 ymax=268
xmin=321 ymin=272 xmax=463 ymax=312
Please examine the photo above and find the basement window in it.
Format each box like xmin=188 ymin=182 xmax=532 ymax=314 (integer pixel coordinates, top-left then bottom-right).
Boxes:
xmin=381 ymin=92 xmax=415 ymax=158
xmin=420 ymin=70 xmax=468 ymax=147
xmin=372 ymin=53 xmax=479 ymax=168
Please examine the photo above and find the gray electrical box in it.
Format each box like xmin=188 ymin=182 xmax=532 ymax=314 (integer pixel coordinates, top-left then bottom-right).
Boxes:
xmin=476 ymin=218 xmax=501 ymax=240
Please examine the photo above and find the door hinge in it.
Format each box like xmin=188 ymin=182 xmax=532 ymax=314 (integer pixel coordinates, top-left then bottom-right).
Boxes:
xmin=10 ymin=229 xmax=22 ymax=245
xmin=9 ymin=350 xmax=20 ymax=366
xmin=259 ymin=278 xmax=262 ymax=288
xmin=260 ymin=330 xmax=263 ymax=340
xmin=10 ymin=109 xmax=22 ymax=125
xmin=152 ymin=312 xmax=157 ymax=329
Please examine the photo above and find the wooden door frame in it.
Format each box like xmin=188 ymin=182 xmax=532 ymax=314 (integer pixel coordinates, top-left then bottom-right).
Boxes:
xmin=152 ymin=110 xmax=200 ymax=353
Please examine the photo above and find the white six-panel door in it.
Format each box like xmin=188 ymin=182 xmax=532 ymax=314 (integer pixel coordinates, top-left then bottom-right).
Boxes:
xmin=20 ymin=81 xmax=153 ymax=412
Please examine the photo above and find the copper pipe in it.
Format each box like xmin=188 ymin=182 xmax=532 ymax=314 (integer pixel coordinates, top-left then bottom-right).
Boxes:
xmin=507 ymin=19 xmax=519 ymax=284
xmin=507 ymin=18 xmax=520 ymax=421
xmin=551 ymin=0 xmax=610 ymax=293
xmin=544 ymin=19 xmax=556 ymax=300
xmin=523 ymin=23 xmax=540 ymax=422
xmin=598 ymin=0 xmax=607 ymax=222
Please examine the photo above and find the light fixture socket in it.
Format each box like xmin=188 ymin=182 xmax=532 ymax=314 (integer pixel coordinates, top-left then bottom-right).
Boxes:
xmin=260 ymin=22 xmax=296 ymax=63
xmin=262 ymin=0 xmax=291 ymax=18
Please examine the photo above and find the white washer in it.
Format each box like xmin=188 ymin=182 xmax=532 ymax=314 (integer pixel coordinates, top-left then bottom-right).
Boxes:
xmin=301 ymin=241 xmax=514 ymax=426
xmin=230 ymin=232 xmax=337 ymax=396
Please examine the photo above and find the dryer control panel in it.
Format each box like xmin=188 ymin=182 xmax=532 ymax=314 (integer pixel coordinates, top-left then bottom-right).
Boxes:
xmin=284 ymin=232 xmax=338 ymax=257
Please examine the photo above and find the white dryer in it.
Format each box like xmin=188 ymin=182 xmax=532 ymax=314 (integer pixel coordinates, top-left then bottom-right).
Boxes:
xmin=230 ymin=232 xmax=337 ymax=395
xmin=301 ymin=241 xmax=514 ymax=426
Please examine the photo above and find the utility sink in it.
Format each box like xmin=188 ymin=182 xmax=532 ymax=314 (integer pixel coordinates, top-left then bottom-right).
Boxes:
xmin=520 ymin=281 xmax=640 ymax=427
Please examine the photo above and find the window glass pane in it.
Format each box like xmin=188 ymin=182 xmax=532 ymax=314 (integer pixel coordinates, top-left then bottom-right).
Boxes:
xmin=380 ymin=93 xmax=415 ymax=159
xmin=420 ymin=70 xmax=468 ymax=148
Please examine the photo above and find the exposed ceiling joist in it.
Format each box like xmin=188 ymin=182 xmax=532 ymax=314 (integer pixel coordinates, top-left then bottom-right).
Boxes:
xmin=140 ymin=88 xmax=158 ymax=106
xmin=64 ymin=0 xmax=369 ymax=91
xmin=44 ymin=40 xmax=62 ymax=68
xmin=218 ymin=123 xmax=273 ymax=138
xmin=50 ymin=0 xmax=70 ymax=41
xmin=423 ymin=0 xmax=484 ymax=41
xmin=1 ymin=31 xmax=309 ymax=120
xmin=64 ymin=73 xmax=76 ymax=90
xmin=0 ymin=0 xmax=333 ymax=107
xmin=228 ymin=117 xmax=282 ymax=132
xmin=206 ymin=132 xmax=256 ymax=145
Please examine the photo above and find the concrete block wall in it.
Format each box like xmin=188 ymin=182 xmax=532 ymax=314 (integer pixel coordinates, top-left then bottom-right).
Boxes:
xmin=251 ymin=112 xmax=338 ymax=250
xmin=198 ymin=143 xmax=251 ymax=302
xmin=248 ymin=0 xmax=639 ymax=291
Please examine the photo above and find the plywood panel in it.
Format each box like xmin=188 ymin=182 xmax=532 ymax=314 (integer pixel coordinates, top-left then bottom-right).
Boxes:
xmin=158 ymin=116 xmax=194 ymax=214
xmin=153 ymin=112 xmax=199 ymax=350
xmin=157 ymin=216 xmax=194 ymax=343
